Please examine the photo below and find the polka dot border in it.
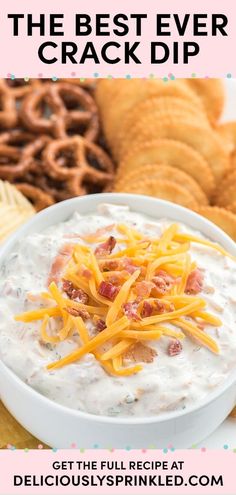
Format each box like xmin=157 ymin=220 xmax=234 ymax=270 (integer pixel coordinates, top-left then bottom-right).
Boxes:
xmin=4 ymin=74 xmax=234 ymax=81
xmin=4 ymin=443 xmax=236 ymax=451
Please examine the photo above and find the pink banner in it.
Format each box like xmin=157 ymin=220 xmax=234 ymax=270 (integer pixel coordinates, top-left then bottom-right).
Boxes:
xmin=0 ymin=449 xmax=234 ymax=495
xmin=0 ymin=0 xmax=235 ymax=78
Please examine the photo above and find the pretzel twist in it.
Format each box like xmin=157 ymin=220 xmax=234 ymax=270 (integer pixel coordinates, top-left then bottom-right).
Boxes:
xmin=42 ymin=136 xmax=114 ymax=192
xmin=3 ymin=78 xmax=42 ymax=99
xmin=15 ymin=183 xmax=54 ymax=211
xmin=0 ymin=135 xmax=50 ymax=180
xmin=0 ymin=78 xmax=114 ymax=206
xmin=20 ymin=82 xmax=99 ymax=141
xmin=0 ymin=80 xmax=18 ymax=129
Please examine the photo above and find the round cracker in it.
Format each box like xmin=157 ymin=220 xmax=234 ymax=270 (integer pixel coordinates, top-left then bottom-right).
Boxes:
xmin=113 ymin=111 xmax=210 ymax=159
xmin=186 ymin=79 xmax=225 ymax=122
xmin=96 ymin=78 xmax=202 ymax=109
xmin=0 ymin=180 xmax=35 ymax=243
xmin=214 ymin=170 xmax=236 ymax=207
xmin=119 ymin=178 xmax=198 ymax=210
xmin=230 ymin=406 xmax=236 ymax=418
xmin=0 ymin=203 xmax=34 ymax=242
xmin=118 ymin=120 xmax=229 ymax=182
xmin=114 ymin=96 xmax=209 ymax=152
xmin=95 ymin=79 xmax=203 ymax=148
xmin=114 ymin=164 xmax=208 ymax=205
xmin=231 ymin=151 xmax=236 ymax=172
xmin=227 ymin=201 xmax=236 ymax=214
xmin=195 ymin=206 xmax=236 ymax=241
xmin=118 ymin=139 xmax=215 ymax=197
xmin=214 ymin=183 xmax=236 ymax=207
xmin=217 ymin=121 xmax=236 ymax=154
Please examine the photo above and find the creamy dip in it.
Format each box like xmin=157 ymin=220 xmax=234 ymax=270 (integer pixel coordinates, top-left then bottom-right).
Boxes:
xmin=0 ymin=203 xmax=236 ymax=417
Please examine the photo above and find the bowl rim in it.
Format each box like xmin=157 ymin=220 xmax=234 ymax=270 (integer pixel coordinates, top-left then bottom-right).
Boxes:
xmin=0 ymin=192 xmax=236 ymax=425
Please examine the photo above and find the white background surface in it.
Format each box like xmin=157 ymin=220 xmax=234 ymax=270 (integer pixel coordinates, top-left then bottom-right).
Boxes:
xmin=196 ymin=79 xmax=236 ymax=448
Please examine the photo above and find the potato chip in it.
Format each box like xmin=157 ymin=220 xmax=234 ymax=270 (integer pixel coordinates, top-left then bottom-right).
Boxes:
xmin=118 ymin=139 xmax=215 ymax=197
xmin=196 ymin=206 xmax=236 ymax=241
xmin=114 ymin=164 xmax=208 ymax=205
xmin=0 ymin=401 xmax=47 ymax=449
xmin=186 ymin=79 xmax=225 ymax=122
xmin=119 ymin=120 xmax=229 ymax=182
xmin=0 ymin=179 xmax=35 ymax=212
xmin=0 ymin=180 xmax=35 ymax=243
xmin=0 ymin=203 xmax=34 ymax=242
xmin=95 ymin=79 xmax=202 ymax=148
xmin=119 ymin=177 xmax=198 ymax=210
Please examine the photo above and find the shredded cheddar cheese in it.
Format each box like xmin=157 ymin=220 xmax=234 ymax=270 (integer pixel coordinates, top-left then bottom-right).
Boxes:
xmin=47 ymin=316 xmax=130 ymax=370
xmin=41 ymin=315 xmax=60 ymax=344
xmin=74 ymin=317 xmax=90 ymax=344
xmin=100 ymin=339 xmax=133 ymax=361
xmin=105 ymin=269 xmax=140 ymax=327
xmin=174 ymin=232 xmax=236 ymax=260
xmin=172 ymin=319 xmax=219 ymax=354
xmin=89 ymin=252 xmax=104 ymax=285
xmin=15 ymin=221 xmax=230 ymax=376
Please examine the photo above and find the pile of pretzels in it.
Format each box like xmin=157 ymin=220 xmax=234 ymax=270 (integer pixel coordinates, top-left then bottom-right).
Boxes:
xmin=0 ymin=78 xmax=114 ymax=211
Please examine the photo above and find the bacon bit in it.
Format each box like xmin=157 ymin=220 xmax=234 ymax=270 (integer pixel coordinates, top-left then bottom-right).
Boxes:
xmin=154 ymin=300 xmax=168 ymax=314
xmin=135 ymin=281 xmax=155 ymax=299
xmin=122 ymin=302 xmax=141 ymax=321
xmin=95 ymin=236 xmax=116 ymax=257
xmin=152 ymin=270 xmax=176 ymax=295
xmin=185 ymin=268 xmax=204 ymax=295
xmin=136 ymin=388 xmax=144 ymax=398
xmin=59 ymin=245 xmax=74 ymax=257
xmin=64 ymin=306 xmax=89 ymax=320
xmin=168 ymin=340 xmax=182 ymax=356
xmin=80 ymin=264 xmax=92 ymax=280
xmin=100 ymin=259 xmax=119 ymax=272
xmin=93 ymin=314 xmax=107 ymax=331
xmin=141 ymin=301 xmax=153 ymax=318
xmin=106 ymin=272 xmax=127 ymax=285
xmin=105 ymin=274 xmax=120 ymax=285
xmin=124 ymin=342 xmax=157 ymax=363
xmin=98 ymin=281 xmax=120 ymax=301
xmin=27 ymin=293 xmax=40 ymax=302
xmin=121 ymin=257 xmax=139 ymax=275
xmin=96 ymin=319 xmax=106 ymax=332
xmin=62 ymin=280 xmax=89 ymax=304
xmin=81 ymin=224 xmax=115 ymax=242
xmin=63 ymin=233 xmax=81 ymax=239
xmin=47 ymin=244 xmax=74 ymax=286
xmin=197 ymin=322 xmax=205 ymax=331
xmin=203 ymin=285 xmax=215 ymax=295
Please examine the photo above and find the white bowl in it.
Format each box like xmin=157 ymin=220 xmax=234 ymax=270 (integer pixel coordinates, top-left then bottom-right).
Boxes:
xmin=0 ymin=193 xmax=236 ymax=449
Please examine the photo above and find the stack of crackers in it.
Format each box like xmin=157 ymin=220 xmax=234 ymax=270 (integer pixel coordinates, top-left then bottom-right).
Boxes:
xmin=95 ymin=78 xmax=236 ymax=241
